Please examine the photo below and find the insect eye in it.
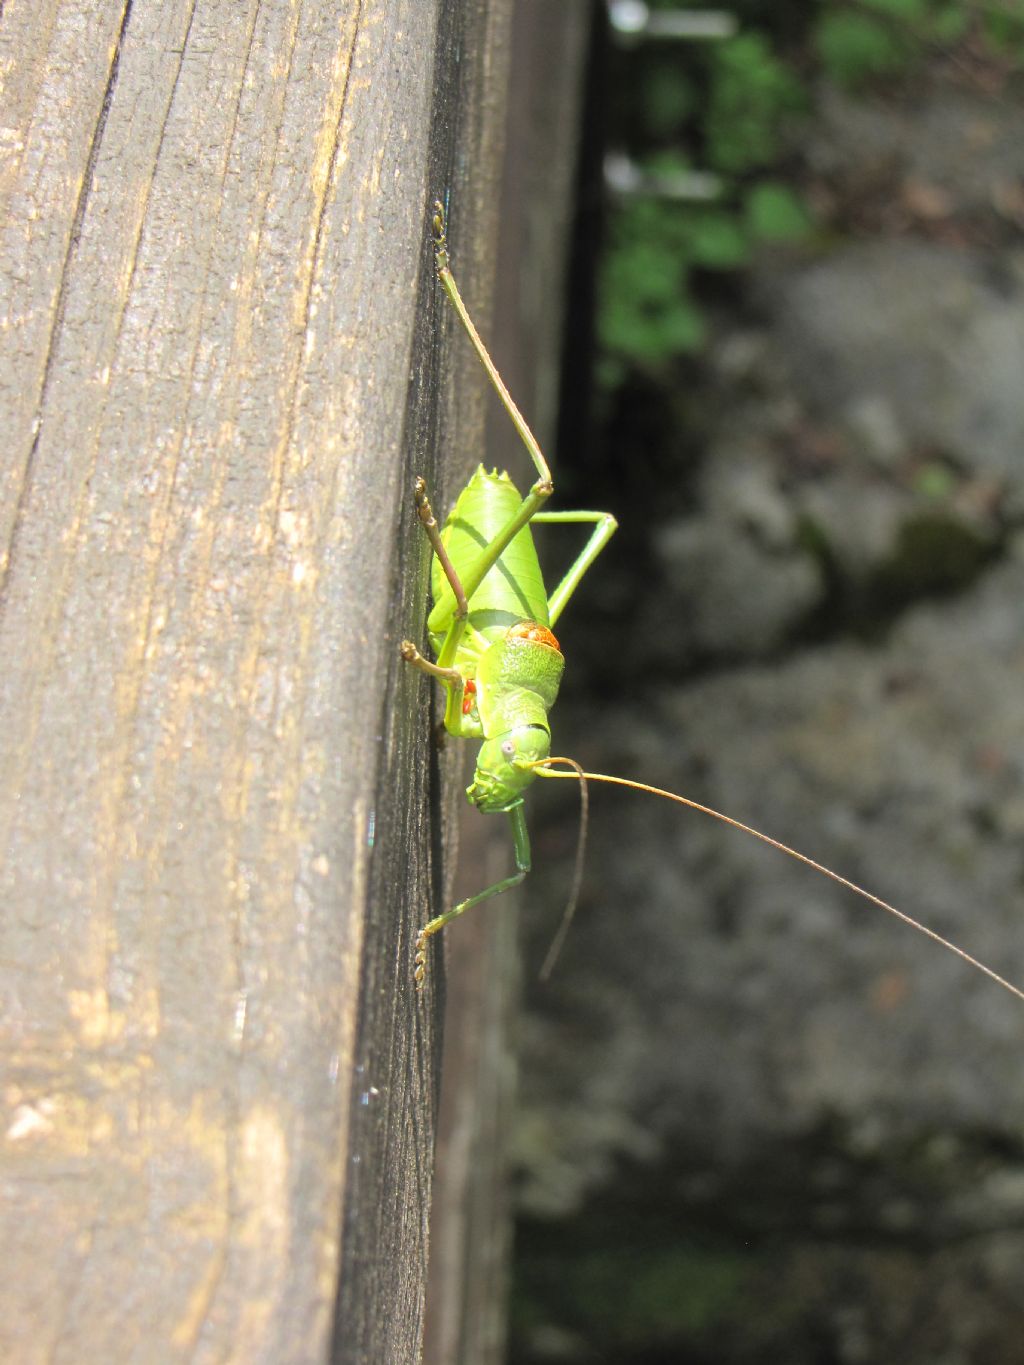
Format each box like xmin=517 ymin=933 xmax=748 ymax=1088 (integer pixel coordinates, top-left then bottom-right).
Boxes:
xmin=501 ymin=740 xmax=515 ymax=758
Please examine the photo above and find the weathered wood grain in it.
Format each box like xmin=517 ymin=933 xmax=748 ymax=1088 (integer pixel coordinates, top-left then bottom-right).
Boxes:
xmin=0 ymin=0 xmax=527 ymax=1360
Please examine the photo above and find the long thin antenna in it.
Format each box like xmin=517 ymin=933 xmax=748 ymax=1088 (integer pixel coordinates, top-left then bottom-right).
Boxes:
xmin=538 ymin=759 xmax=589 ymax=981
xmin=531 ymin=759 xmax=1024 ymax=1005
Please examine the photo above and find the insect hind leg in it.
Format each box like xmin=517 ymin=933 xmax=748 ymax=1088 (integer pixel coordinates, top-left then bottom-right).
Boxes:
xmin=432 ymin=200 xmax=552 ymax=494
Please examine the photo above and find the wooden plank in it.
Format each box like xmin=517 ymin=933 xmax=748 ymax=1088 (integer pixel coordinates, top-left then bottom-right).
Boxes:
xmin=0 ymin=0 xmax=522 ymax=1360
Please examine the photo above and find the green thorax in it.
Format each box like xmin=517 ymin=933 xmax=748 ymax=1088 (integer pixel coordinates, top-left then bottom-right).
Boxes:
xmin=475 ymin=624 xmax=563 ymax=737
xmin=466 ymin=625 xmax=565 ymax=812
xmin=429 ymin=466 xmax=549 ymax=656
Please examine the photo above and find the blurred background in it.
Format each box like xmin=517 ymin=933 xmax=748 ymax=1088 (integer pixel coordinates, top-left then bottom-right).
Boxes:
xmin=505 ymin=2 xmax=1024 ymax=1362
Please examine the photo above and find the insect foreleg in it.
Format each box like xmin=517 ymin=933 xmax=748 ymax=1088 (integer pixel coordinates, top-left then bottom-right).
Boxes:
xmin=399 ymin=640 xmax=460 ymax=685
xmin=414 ymin=800 xmax=532 ymax=987
xmin=532 ymin=509 xmax=619 ymax=625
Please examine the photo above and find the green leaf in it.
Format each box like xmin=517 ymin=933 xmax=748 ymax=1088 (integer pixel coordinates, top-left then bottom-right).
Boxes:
xmin=860 ymin=0 xmax=927 ymax=19
xmin=744 ymin=184 xmax=812 ymax=242
xmin=929 ymin=4 xmax=970 ymax=44
xmin=814 ymin=12 xmax=908 ymax=86
xmin=983 ymin=9 xmax=1024 ymax=58
xmin=688 ymin=212 xmax=750 ymax=268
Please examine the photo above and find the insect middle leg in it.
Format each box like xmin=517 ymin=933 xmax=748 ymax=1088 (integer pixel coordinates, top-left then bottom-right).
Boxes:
xmin=401 ymin=477 xmax=470 ymax=733
xmin=532 ymin=509 xmax=619 ymax=624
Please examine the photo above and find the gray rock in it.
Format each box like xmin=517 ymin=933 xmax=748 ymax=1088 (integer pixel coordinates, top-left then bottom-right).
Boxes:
xmin=768 ymin=241 xmax=1024 ymax=483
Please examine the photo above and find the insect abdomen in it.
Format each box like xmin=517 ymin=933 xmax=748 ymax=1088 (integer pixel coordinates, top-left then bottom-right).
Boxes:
xmin=432 ymin=466 xmax=549 ymax=633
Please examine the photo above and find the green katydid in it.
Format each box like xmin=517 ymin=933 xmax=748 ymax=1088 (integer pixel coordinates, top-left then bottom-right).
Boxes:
xmin=401 ymin=200 xmax=1024 ymax=1005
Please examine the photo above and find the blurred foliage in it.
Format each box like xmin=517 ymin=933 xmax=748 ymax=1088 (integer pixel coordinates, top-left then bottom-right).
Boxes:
xmin=815 ymin=0 xmax=1024 ymax=84
xmin=704 ymin=33 xmax=806 ymax=172
xmin=598 ymin=196 xmax=737 ymax=381
xmin=813 ymin=0 xmax=974 ymax=85
xmin=598 ymin=0 xmax=1023 ymax=380
xmin=743 ymin=182 xmax=813 ymax=240
xmin=985 ymin=3 xmax=1024 ymax=57
xmin=598 ymin=29 xmax=809 ymax=380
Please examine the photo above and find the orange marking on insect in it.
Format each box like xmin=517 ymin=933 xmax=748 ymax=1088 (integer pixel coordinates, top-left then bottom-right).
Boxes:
xmin=508 ymin=621 xmax=560 ymax=651
xmin=462 ymin=679 xmax=477 ymax=715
